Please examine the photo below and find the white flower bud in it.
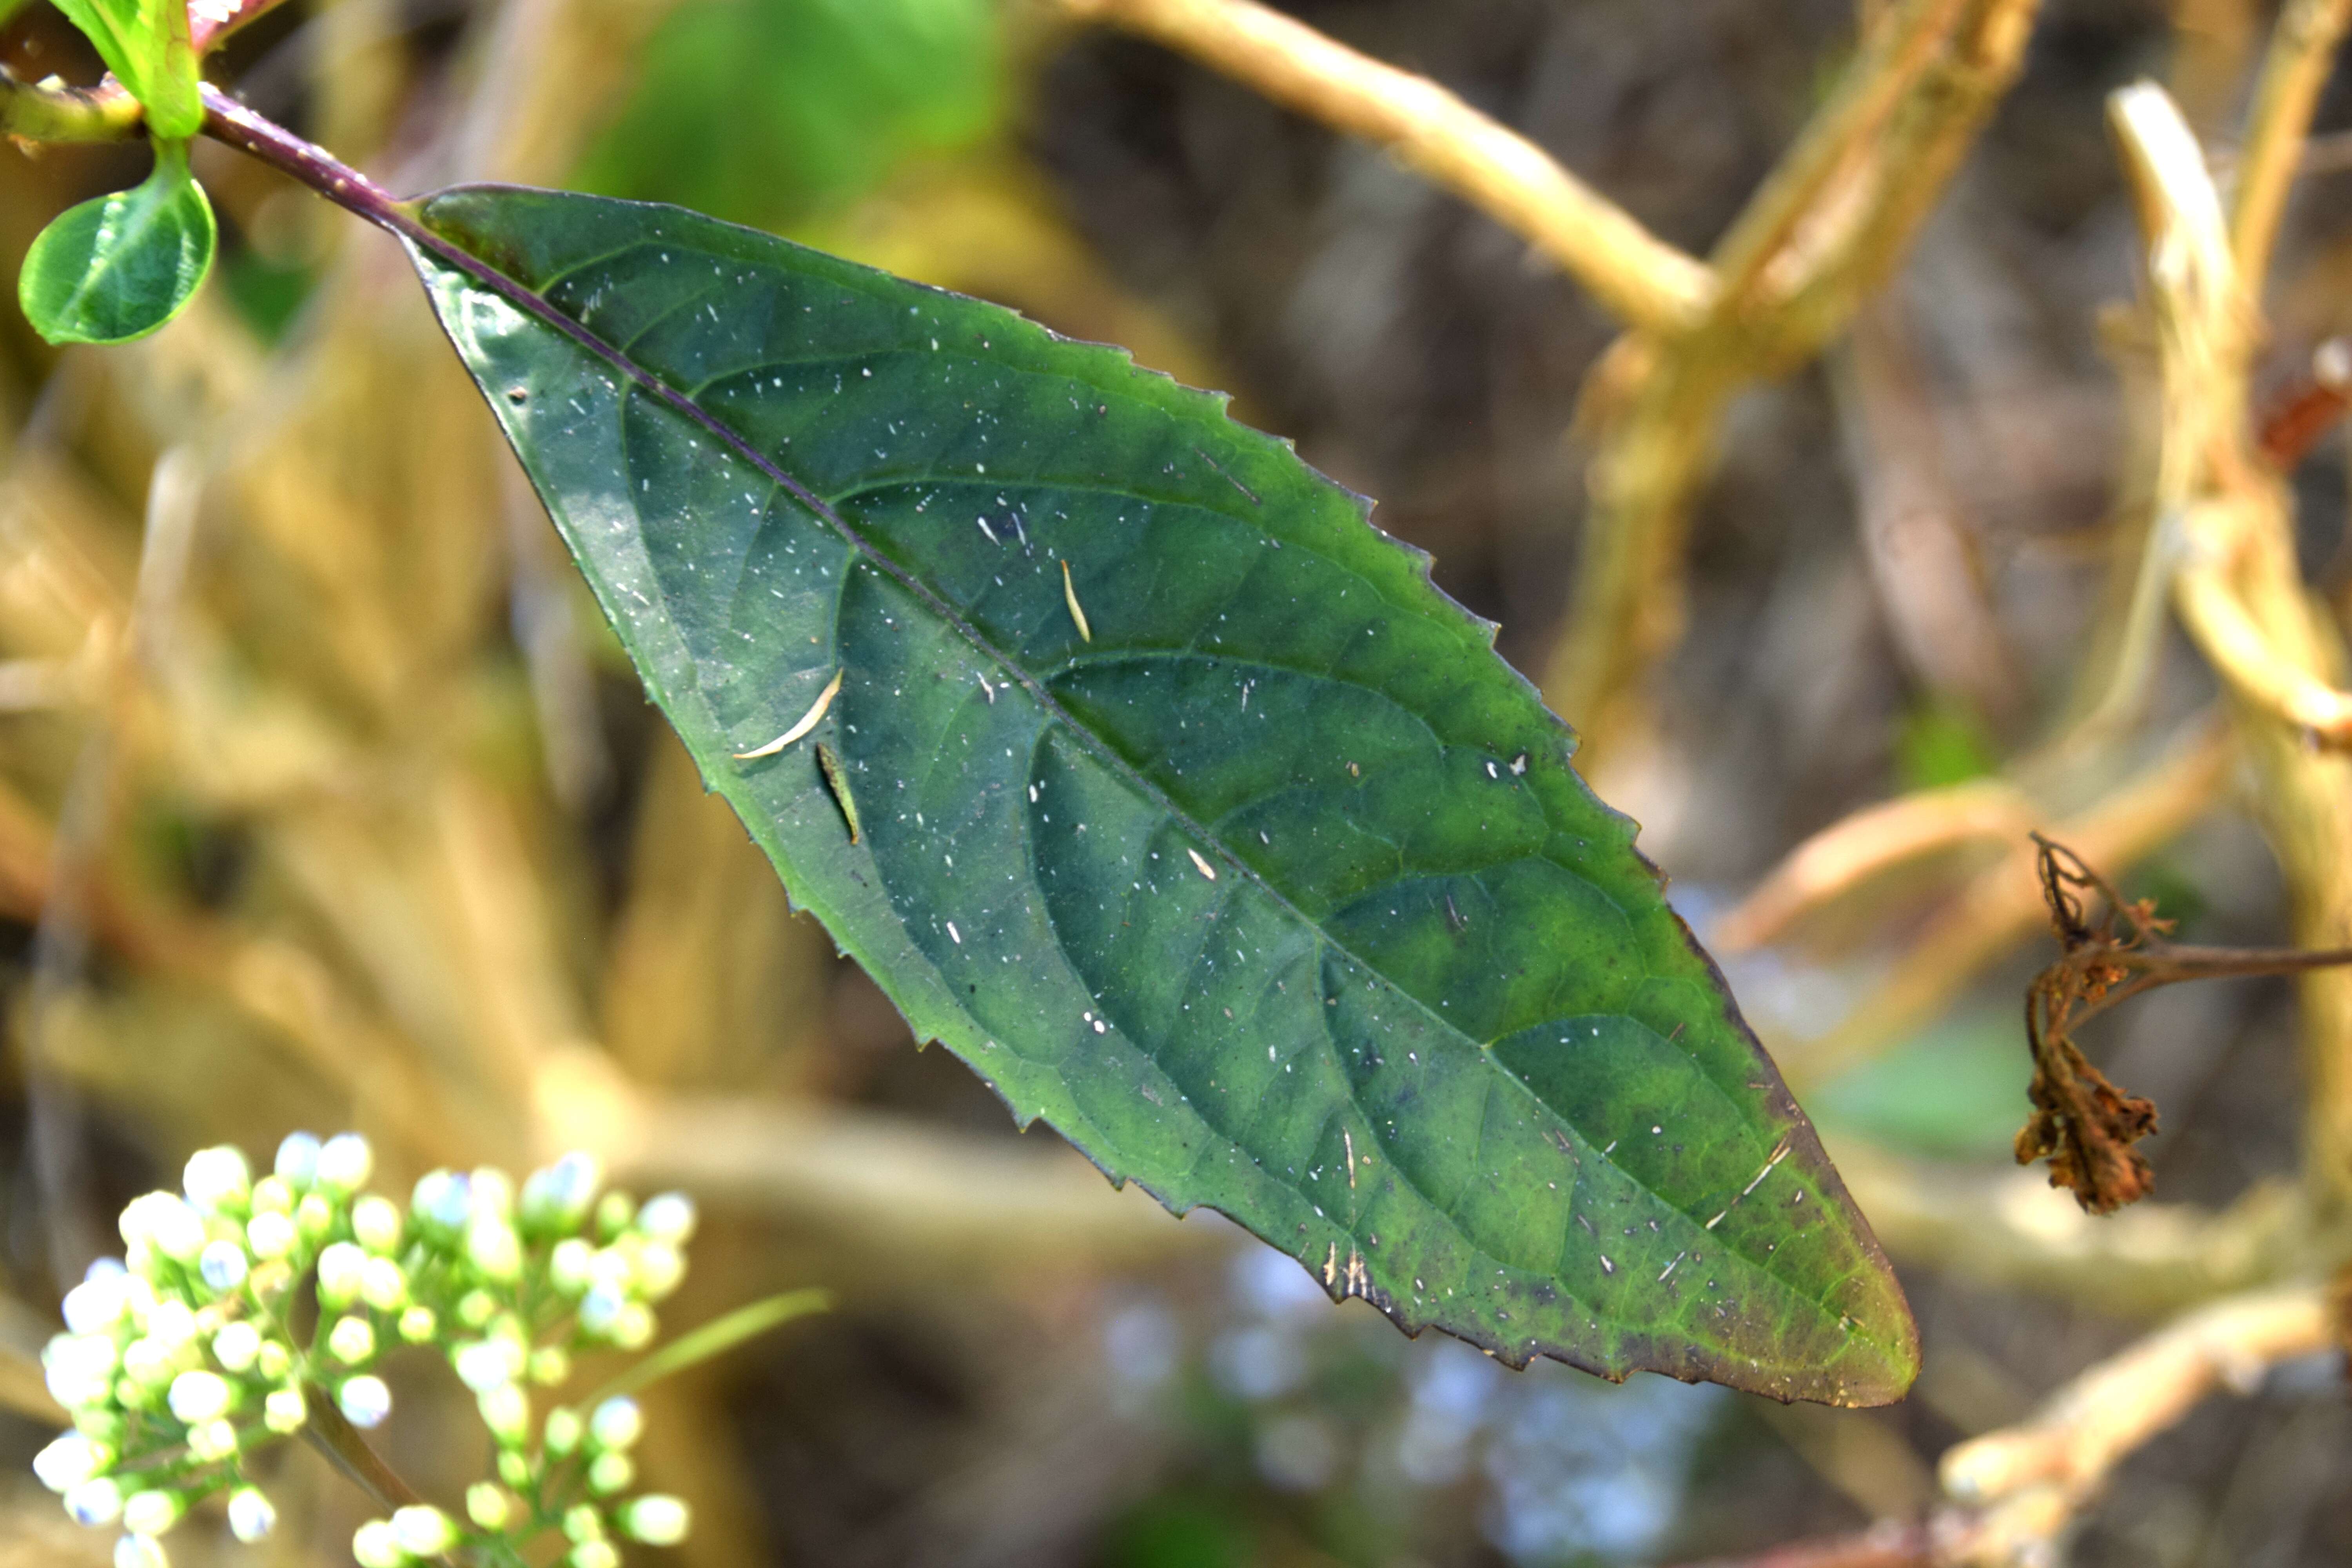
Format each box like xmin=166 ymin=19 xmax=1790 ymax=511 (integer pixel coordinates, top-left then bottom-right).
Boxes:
xmin=563 ymin=1503 xmax=603 ymax=1541
xmin=594 ymin=1191 xmax=634 ymax=1238
xmin=586 ymin=1451 xmax=632 ymax=1495
xmin=360 ymin=1257 xmax=407 ymax=1312
xmin=633 ymin=1243 xmax=684 ymax=1301
xmin=226 ymin=1487 xmax=275 ymax=1543
xmin=211 ymin=1321 xmax=261 ymax=1374
xmin=588 ymin=1397 xmax=643 ymax=1451
xmin=390 ymin=1505 xmax=456 ymax=1556
xmin=611 ymin=1303 xmax=655 ymax=1349
xmin=636 ymin=1193 xmax=696 ymax=1244
xmin=352 ymin=1196 xmax=403 ymax=1254
xmin=118 ymin=1340 xmax=177 ymax=1392
xmin=453 ymin=1338 xmax=523 ymax=1392
xmin=413 ymin=1171 xmax=472 ymax=1232
xmin=338 ymin=1375 xmax=391 ymax=1429
xmin=466 ymin=1483 xmax=513 ymax=1531
xmin=544 ymin=1406 xmax=582 ymax=1456
xmin=570 ymin=1541 xmax=621 ymax=1568
xmin=121 ymin=1490 xmax=183 ymax=1537
xmin=244 ymin=1210 xmax=296 ymax=1261
xmin=120 ymin=1194 xmax=206 ymax=1263
xmin=197 ymin=1241 xmax=248 ymax=1296
xmin=468 ymin=1167 xmax=515 ymax=1218
xmin=34 ymin=1434 xmax=112 ymax=1492
xmin=479 ymin=1383 xmax=529 ymax=1447
xmin=273 ymin=1133 xmax=321 ymax=1188
xmin=187 ymin=1421 xmax=238 ymax=1462
xmin=248 ymin=1176 xmax=294 ymax=1216
xmin=62 ymin=1272 xmax=129 ymax=1336
xmin=64 ymin=1475 xmax=123 ymax=1526
xmin=465 ymin=1219 xmax=522 ymax=1282
xmin=620 ymin=1495 xmax=691 ymax=1546
xmin=44 ymin=1334 xmax=120 ymax=1408
xmin=549 ymin=1238 xmax=595 ymax=1297
xmin=398 ymin=1305 xmax=437 ymax=1343
xmin=181 ymin=1148 xmax=251 ymax=1215
xmin=294 ymin=1194 xmax=335 ymax=1242
xmin=528 ymin=1347 xmax=570 ymax=1387
xmin=316 ymin=1243 xmax=367 ymax=1309
xmin=144 ymin=1300 xmax=196 ymax=1348
xmin=326 ymin=1316 xmax=375 ymax=1365
xmin=114 ymin=1534 xmax=167 ymax=1568
xmin=263 ymin=1387 xmax=307 ymax=1434
xmin=577 ymin=1284 xmax=624 ymax=1337
xmin=316 ymin=1134 xmax=372 ymax=1196
xmin=165 ymin=1370 xmax=231 ymax=1424
xmin=521 ymin=1153 xmax=601 ymax=1230
xmin=350 ymin=1519 xmax=404 ymax=1568
xmin=457 ymin=1290 xmax=497 ymax=1328
xmin=256 ymin=1340 xmax=292 ymax=1380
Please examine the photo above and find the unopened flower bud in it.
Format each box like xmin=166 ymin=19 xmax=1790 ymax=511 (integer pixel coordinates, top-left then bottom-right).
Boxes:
xmin=121 ymin=1489 xmax=183 ymax=1537
xmin=337 ymin=1375 xmax=391 ymax=1429
xmin=359 ymin=1258 xmax=407 ymax=1312
xmin=197 ymin=1241 xmax=248 ymax=1296
xmin=588 ymin=1397 xmax=642 ymax=1451
xmin=468 ymin=1167 xmax=515 ymax=1218
xmin=182 ymin=1148 xmax=252 ymax=1215
xmin=620 ymin=1495 xmax=691 ymax=1546
xmin=634 ymin=1243 xmax=684 ymax=1301
xmin=350 ymin=1519 xmax=403 ymax=1568
xmin=521 ymin=1153 xmax=601 ymax=1231
xmin=544 ymin=1406 xmax=582 ymax=1456
xmin=562 ymin=1503 xmax=603 ymax=1542
xmin=466 ymin=1483 xmax=514 ymax=1531
xmin=398 ymin=1305 xmax=437 ymax=1343
xmin=273 ymin=1133 xmax=321 ymax=1189
xmin=586 ymin=1451 xmax=633 ymax=1495
xmin=62 ymin=1272 xmax=130 ymax=1336
xmin=212 ymin=1321 xmax=261 ymax=1375
xmin=316 ymin=1134 xmax=372 ymax=1196
xmin=256 ymin=1340 xmax=292 ymax=1381
xmin=466 ymin=1220 xmax=522 ymax=1282
xmin=390 ymin=1504 xmax=456 ymax=1556
xmin=294 ymin=1194 xmax=335 ymax=1243
xmin=263 ymin=1387 xmax=306 ymax=1434
xmin=326 ymin=1316 xmax=375 ymax=1365
xmin=612 ymin=1303 xmax=655 ymax=1349
xmin=122 ymin=1194 xmax=206 ymax=1263
xmin=457 ymin=1290 xmax=497 ymax=1328
xmin=226 ymin=1488 xmax=275 ymax=1544
xmin=453 ymin=1338 xmax=523 ymax=1393
xmin=245 ymin=1211 xmax=296 ymax=1261
xmin=316 ymin=1243 xmax=367 ymax=1309
xmin=479 ymin=1383 xmax=529 ymax=1447
xmin=113 ymin=1534 xmax=167 ymax=1568
xmin=63 ymin=1475 xmax=123 ymax=1526
xmin=165 ymin=1370 xmax=231 ymax=1425
xmin=528 ymin=1346 xmax=570 ymax=1387
xmin=636 ymin=1193 xmax=696 ymax=1244
xmin=549 ymin=1238 xmax=595 ymax=1297
xmin=352 ymin=1196 xmax=403 ymax=1254
xmin=34 ymin=1434 xmax=112 ymax=1492
xmin=187 ymin=1420 xmax=238 ymax=1462
xmin=497 ymin=1449 xmax=532 ymax=1487
xmin=570 ymin=1542 xmax=620 ymax=1568
xmin=248 ymin=1176 xmax=293 ymax=1216
xmin=412 ymin=1171 xmax=472 ymax=1232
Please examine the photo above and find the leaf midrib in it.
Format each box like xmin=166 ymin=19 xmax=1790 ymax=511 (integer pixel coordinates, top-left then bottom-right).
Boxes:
xmin=416 ymin=207 xmax=1862 ymax=1347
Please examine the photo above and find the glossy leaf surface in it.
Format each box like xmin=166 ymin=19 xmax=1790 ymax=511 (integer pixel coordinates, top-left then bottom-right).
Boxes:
xmin=48 ymin=0 xmax=199 ymax=138
xmin=20 ymin=143 xmax=214 ymax=346
xmin=409 ymin=187 xmax=1916 ymax=1404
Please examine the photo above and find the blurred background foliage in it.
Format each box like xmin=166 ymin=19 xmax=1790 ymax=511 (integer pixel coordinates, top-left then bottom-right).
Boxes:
xmin=0 ymin=0 xmax=2348 ymax=1564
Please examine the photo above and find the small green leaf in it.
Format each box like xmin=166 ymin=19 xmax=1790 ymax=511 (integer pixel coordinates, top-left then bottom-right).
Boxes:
xmin=48 ymin=0 xmax=201 ymax=138
xmin=19 ymin=142 xmax=216 ymax=346
xmin=406 ymin=188 xmax=1918 ymax=1405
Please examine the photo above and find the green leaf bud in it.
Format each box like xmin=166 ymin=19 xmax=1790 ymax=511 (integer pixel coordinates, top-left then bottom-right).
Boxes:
xmin=226 ymin=1487 xmax=276 ymax=1544
xmin=479 ymin=1383 xmax=529 ymax=1448
xmin=588 ymin=1397 xmax=642 ymax=1451
xmin=316 ymin=1134 xmax=373 ymax=1197
xmin=181 ymin=1149 xmax=251 ymax=1216
xmin=619 ymin=1495 xmax=691 ymax=1546
xmin=326 ymin=1316 xmax=376 ymax=1365
xmin=585 ymin=1451 xmax=632 ymax=1495
xmin=337 ymin=1375 xmax=392 ymax=1429
xmin=316 ymin=1243 xmax=368 ymax=1310
xmin=397 ymin=1305 xmax=437 ymax=1344
xmin=121 ymin=1488 xmax=183 ymax=1537
xmin=350 ymin=1519 xmax=405 ymax=1568
xmin=351 ymin=1196 xmax=403 ymax=1254
xmin=389 ymin=1504 xmax=456 ymax=1556
xmin=466 ymin=1483 xmax=514 ymax=1531
xmin=187 ymin=1420 xmax=237 ymax=1462
xmin=263 ymin=1387 xmax=307 ymax=1434
xmin=244 ymin=1211 xmax=297 ymax=1261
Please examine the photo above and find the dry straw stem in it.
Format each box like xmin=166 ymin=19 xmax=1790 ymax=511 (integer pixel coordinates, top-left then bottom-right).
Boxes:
xmin=1935 ymin=1285 xmax=2334 ymax=1566
xmin=1714 ymin=778 xmax=2036 ymax=953
xmin=2114 ymin=70 xmax=2352 ymax=1207
xmin=1051 ymin=0 xmax=1713 ymax=334
xmin=1542 ymin=0 xmax=2040 ymax=760
xmin=1773 ymin=717 xmax=2229 ymax=1088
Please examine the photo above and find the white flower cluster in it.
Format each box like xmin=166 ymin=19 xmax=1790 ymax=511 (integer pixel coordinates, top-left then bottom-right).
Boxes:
xmin=34 ymin=1133 xmax=698 ymax=1568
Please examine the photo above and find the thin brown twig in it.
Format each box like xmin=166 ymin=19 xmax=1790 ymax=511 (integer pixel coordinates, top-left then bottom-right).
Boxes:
xmin=1052 ymin=0 xmax=1713 ymax=333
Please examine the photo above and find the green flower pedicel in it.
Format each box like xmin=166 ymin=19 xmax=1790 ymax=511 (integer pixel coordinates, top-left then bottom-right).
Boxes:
xmin=28 ymin=1132 xmax=814 ymax=1568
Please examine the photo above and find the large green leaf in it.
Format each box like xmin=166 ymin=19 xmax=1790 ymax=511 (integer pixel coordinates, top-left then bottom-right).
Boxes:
xmin=19 ymin=142 xmax=215 ymax=347
xmin=406 ymin=187 xmax=1916 ymax=1405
